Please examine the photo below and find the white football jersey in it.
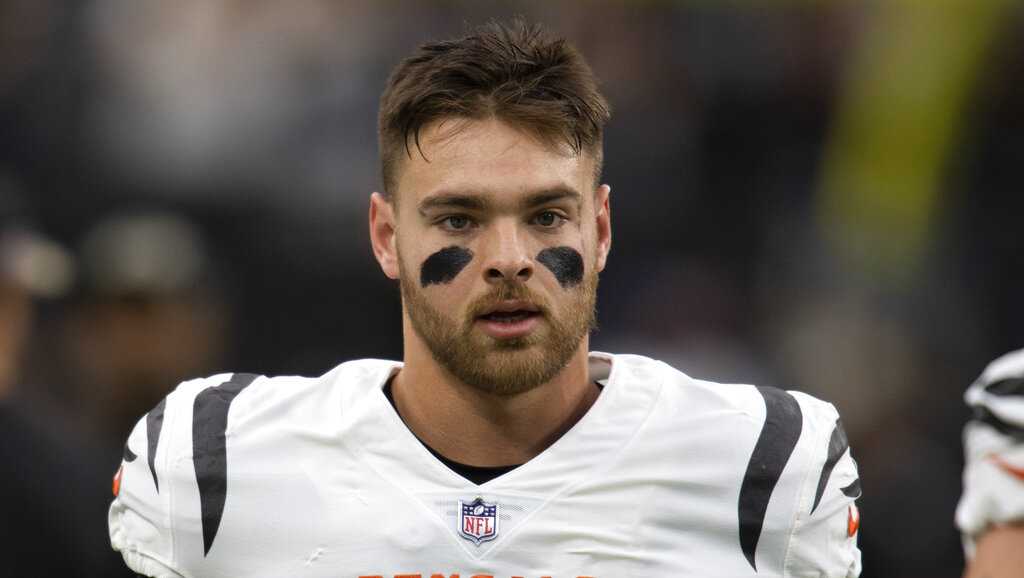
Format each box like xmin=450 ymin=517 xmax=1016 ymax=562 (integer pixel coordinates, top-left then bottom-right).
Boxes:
xmin=956 ymin=348 xmax=1024 ymax=555
xmin=109 ymin=352 xmax=861 ymax=577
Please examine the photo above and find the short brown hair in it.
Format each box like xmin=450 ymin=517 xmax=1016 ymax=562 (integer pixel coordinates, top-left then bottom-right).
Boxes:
xmin=378 ymin=19 xmax=611 ymax=198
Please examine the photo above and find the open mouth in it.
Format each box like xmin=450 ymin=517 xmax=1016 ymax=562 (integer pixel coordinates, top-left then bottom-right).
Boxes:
xmin=474 ymin=301 xmax=542 ymax=339
xmin=475 ymin=300 xmax=543 ymax=331
xmin=478 ymin=310 xmax=540 ymax=324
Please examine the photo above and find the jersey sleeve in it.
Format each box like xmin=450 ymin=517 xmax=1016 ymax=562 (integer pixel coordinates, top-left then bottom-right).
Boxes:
xmin=956 ymin=349 xmax=1024 ymax=556
xmin=108 ymin=374 xmax=235 ymax=578
xmin=784 ymin=393 xmax=862 ymax=578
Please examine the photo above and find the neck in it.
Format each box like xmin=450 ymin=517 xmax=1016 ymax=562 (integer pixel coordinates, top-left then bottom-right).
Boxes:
xmin=392 ymin=316 xmax=598 ymax=467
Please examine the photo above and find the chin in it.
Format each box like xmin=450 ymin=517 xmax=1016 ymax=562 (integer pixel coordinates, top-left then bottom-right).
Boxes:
xmin=454 ymin=346 xmax=567 ymax=397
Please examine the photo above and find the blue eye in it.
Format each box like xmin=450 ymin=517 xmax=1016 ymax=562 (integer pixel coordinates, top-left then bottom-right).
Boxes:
xmin=443 ymin=215 xmax=471 ymax=230
xmin=534 ymin=211 xmax=564 ymax=228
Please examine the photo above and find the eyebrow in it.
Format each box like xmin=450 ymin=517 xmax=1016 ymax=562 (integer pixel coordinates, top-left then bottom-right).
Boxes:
xmin=522 ymin=187 xmax=582 ymax=209
xmin=417 ymin=187 xmax=582 ymax=216
xmin=417 ymin=193 xmax=490 ymax=215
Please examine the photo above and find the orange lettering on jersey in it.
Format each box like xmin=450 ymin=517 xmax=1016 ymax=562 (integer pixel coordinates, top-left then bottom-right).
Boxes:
xmin=112 ymin=465 xmax=124 ymax=497
xmin=847 ymin=503 xmax=860 ymax=537
xmin=360 ymin=573 xmax=593 ymax=578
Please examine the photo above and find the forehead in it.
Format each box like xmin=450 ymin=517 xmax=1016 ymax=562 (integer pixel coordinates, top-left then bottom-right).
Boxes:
xmin=393 ymin=117 xmax=595 ymax=206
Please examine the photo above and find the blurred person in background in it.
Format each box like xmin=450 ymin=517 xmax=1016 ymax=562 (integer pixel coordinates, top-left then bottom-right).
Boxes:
xmin=0 ymin=175 xmax=134 ymax=576
xmin=57 ymin=210 xmax=228 ymax=466
xmin=0 ymin=188 xmax=69 ymax=400
xmin=957 ymin=349 xmax=1024 ymax=578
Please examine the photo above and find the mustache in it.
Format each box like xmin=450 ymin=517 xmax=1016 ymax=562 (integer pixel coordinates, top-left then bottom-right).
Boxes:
xmin=465 ymin=282 xmax=550 ymax=319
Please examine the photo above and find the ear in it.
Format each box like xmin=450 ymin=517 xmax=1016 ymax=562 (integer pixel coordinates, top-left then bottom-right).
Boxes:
xmin=594 ymin=184 xmax=612 ymax=273
xmin=369 ymin=192 xmax=400 ymax=279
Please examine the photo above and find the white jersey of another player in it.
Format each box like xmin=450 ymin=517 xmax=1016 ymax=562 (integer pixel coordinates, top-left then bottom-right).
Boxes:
xmin=957 ymin=348 xmax=1024 ymax=555
xmin=109 ymin=352 xmax=861 ymax=577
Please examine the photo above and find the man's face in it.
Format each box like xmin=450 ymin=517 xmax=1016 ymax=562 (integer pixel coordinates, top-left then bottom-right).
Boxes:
xmin=372 ymin=117 xmax=611 ymax=395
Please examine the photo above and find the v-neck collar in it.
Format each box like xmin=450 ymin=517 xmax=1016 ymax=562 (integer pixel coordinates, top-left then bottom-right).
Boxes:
xmin=347 ymin=352 xmax=665 ymax=495
xmin=382 ymin=377 xmax=524 ymax=484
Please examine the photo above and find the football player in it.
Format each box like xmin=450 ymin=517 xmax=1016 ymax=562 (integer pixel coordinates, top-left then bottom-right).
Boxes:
xmin=958 ymin=348 xmax=1024 ymax=578
xmin=109 ymin=20 xmax=861 ymax=577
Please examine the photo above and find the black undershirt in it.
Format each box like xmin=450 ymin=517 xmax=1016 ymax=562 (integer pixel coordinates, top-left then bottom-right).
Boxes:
xmin=382 ymin=380 xmax=521 ymax=485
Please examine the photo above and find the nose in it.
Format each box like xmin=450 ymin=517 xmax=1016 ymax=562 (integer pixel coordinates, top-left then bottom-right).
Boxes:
xmin=482 ymin=220 xmax=533 ymax=284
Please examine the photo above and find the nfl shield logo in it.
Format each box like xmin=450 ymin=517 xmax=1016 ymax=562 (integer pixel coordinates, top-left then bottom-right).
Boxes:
xmin=458 ymin=497 xmax=499 ymax=545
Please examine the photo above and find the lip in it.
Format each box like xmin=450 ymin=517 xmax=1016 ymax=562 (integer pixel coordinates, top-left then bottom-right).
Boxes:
xmin=475 ymin=314 xmax=541 ymax=340
xmin=479 ymin=300 xmax=540 ymax=315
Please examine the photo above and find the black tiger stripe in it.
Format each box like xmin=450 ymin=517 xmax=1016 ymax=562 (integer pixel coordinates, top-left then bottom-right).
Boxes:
xmin=841 ymin=478 xmax=862 ymax=499
xmin=738 ymin=386 xmax=803 ymax=571
xmin=192 ymin=372 xmax=259 ymax=556
xmin=810 ymin=418 xmax=849 ymax=514
xmin=971 ymin=405 xmax=1024 ymax=441
xmin=147 ymin=397 xmax=167 ymax=492
xmin=984 ymin=377 xmax=1024 ymax=397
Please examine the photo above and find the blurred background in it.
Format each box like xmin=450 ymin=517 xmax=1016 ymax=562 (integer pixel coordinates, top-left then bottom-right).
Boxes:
xmin=0 ymin=0 xmax=1020 ymax=575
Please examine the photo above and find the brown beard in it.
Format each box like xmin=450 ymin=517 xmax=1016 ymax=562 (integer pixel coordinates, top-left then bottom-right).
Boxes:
xmin=398 ymin=259 xmax=597 ymax=396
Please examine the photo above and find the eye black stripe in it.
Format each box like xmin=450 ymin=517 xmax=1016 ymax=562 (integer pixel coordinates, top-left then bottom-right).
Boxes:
xmin=147 ymin=397 xmax=167 ymax=492
xmin=192 ymin=372 xmax=259 ymax=556
xmin=810 ymin=419 xmax=849 ymax=514
xmin=536 ymin=246 xmax=583 ymax=288
xmin=737 ymin=386 xmax=803 ymax=571
xmin=420 ymin=246 xmax=473 ymax=287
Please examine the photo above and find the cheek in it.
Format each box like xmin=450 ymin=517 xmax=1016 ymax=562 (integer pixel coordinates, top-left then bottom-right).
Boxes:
xmin=420 ymin=246 xmax=474 ymax=287
xmin=536 ymin=246 xmax=584 ymax=288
